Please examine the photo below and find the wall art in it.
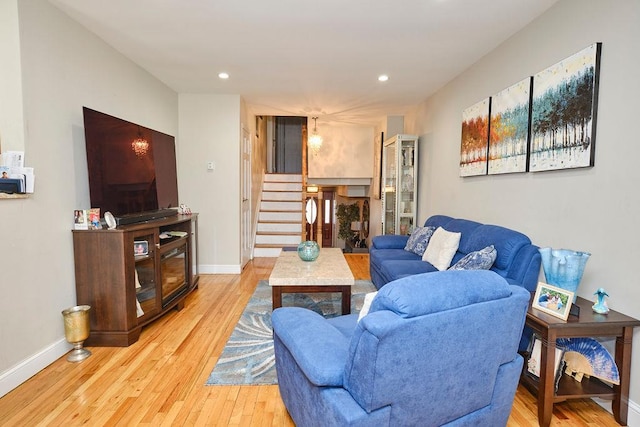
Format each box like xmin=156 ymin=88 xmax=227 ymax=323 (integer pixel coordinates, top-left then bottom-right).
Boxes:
xmin=460 ymin=97 xmax=490 ymax=177
xmin=529 ymin=43 xmax=602 ymax=172
xmin=488 ymin=77 xmax=532 ymax=174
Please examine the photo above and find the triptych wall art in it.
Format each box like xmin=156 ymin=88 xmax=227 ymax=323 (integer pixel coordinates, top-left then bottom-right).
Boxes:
xmin=459 ymin=42 xmax=601 ymax=177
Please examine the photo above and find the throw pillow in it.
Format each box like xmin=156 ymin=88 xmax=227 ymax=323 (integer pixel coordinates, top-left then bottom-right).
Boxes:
xmin=357 ymin=291 xmax=378 ymax=322
xmin=403 ymin=226 xmax=435 ymax=256
xmin=449 ymin=245 xmax=497 ymax=271
xmin=422 ymin=227 xmax=461 ymax=271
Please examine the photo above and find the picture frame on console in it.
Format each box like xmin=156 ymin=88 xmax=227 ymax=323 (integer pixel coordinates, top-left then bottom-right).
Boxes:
xmin=532 ymin=282 xmax=574 ymax=321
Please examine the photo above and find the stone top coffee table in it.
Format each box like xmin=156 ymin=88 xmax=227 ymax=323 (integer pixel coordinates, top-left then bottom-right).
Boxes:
xmin=269 ymin=247 xmax=355 ymax=315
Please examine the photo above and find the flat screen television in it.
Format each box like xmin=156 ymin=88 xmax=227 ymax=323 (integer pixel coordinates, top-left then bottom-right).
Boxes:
xmin=83 ymin=107 xmax=179 ymax=225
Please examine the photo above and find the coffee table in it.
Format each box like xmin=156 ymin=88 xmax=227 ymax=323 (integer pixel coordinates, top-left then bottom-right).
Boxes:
xmin=269 ymin=248 xmax=355 ymax=315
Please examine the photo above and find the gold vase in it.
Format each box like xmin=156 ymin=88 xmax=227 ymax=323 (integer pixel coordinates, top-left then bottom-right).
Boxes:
xmin=61 ymin=305 xmax=92 ymax=362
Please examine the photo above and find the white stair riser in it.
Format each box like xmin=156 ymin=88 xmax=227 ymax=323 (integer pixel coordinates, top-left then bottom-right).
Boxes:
xmin=261 ymin=201 xmax=302 ymax=211
xmin=265 ymin=174 xmax=302 ymax=183
xmin=258 ymin=222 xmax=302 ymax=233
xmin=253 ymin=247 xmax=283 ymax=257
xmin=263 ymin=182 xmax=302 ymax=192
xmin=256 ymin=235 xmax=302 ymax=245
xmin=262 ymin=191 xmax=301 ymax=201
xmin=259 ymin=211 xmax=301 ymax=222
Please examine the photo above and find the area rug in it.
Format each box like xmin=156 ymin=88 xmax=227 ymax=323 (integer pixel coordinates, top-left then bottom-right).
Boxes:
xmin=206 ymin=279 xmax=376 ymax=385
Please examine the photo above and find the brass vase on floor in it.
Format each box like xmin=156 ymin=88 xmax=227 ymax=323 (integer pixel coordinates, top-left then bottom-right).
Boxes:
xmin=61 ymin=305 xmax=92 ymax=362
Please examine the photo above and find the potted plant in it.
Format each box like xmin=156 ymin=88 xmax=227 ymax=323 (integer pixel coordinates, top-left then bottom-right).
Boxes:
xmin=336 ymin=202 xmax=360 ymax=243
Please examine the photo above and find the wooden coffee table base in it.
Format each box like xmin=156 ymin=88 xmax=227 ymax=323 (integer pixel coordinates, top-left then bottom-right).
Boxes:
xmin=271 ymin=285 xmax=352 ymax=315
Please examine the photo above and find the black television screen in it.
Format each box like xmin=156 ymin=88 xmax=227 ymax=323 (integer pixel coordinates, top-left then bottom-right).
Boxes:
xmin=82 ymin=107 xmax=179 ymax=219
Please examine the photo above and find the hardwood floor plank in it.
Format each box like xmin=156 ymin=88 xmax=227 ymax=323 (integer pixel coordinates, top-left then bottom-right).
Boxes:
xmin=0 ymin=253 xmax=622 ymax=426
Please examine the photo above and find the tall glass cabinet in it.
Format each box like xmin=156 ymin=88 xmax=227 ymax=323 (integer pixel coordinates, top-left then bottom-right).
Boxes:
xmin=381 ymin=134 xmax=419 ymax=235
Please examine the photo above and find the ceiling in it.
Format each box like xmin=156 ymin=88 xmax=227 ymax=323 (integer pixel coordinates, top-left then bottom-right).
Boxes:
xmin=48 ymin=0 xmax=559 ymax=126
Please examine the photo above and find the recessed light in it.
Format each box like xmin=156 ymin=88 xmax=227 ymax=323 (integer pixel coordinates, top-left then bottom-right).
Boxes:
xmin=378 ymin=74 xmax=389 ymax=82
xmin=218 ymin=72 xmax=229 ymax=79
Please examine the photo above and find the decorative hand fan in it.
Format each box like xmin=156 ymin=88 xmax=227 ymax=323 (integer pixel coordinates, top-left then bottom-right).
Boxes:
xmin=557 ymin=337 xmax=619 ymax=385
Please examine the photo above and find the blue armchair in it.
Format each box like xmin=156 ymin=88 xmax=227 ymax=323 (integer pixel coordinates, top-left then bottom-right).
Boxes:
xmin=272 ymin=270 xmax=530 ymax=426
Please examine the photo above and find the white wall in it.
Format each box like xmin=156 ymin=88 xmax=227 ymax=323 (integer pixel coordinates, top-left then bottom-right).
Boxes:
xmin=0 ymin=0 xmax=178 ymax=396
xmin=178 ymin=94 xmax=242 ymax=273
xmin=405 ymin=0 xmax=640 ymax=421
xmin=0 ymin=0 xmax=24 ymax=152
xmin=308 ymin=124 xmax=374 ymax=179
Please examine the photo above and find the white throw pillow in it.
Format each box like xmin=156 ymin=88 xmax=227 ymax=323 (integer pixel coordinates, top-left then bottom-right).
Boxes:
xmin=357 ymin=291 xmax=378 ymax=322
xmin=422 ymin=227 xmax=461 ymax=271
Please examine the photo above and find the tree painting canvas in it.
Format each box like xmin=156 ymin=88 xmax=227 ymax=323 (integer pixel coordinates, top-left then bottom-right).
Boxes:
xmin=529 ymin=43 xmax=601 ymax=172
xmin=460 ymin=97 xmax=490 ymax=177
xmin=488 ymin=77 xmax=532 ymax=175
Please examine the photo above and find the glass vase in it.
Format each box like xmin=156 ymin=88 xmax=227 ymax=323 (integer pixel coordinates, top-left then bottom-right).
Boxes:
xmin=539 ymin=248 xmax=590 ymax=303
xmin=297 ymin=240 xmax=320 ymax=262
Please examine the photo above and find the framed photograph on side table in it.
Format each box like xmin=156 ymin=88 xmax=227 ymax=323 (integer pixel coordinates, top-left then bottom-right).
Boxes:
xmin=532 ymin=282 xmax=574 ymax=321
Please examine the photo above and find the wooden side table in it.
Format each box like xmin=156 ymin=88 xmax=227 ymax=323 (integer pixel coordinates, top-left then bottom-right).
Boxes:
xmin=520 ymin=295 xmax=640 ymax=426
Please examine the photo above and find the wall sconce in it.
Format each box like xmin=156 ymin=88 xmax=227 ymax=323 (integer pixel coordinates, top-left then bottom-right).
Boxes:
xmin=131 ymin=126 xmax=149 ymax=157
xmin=308 ymin=117 xmax=323 ymax=156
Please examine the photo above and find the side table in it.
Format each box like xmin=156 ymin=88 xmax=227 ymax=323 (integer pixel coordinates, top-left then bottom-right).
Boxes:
xmin=520 ymin=295 xmax=640 ymax=426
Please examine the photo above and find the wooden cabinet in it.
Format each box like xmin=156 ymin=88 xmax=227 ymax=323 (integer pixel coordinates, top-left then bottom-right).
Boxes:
xmin=381 ymin=134 xmax=419 ymax=235
xmin=72 ymin=214 xmax=199 ymax=346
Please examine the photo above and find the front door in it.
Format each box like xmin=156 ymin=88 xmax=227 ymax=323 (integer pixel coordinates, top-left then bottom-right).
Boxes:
xmin=322 ymin=190 xmax=335 ymax=247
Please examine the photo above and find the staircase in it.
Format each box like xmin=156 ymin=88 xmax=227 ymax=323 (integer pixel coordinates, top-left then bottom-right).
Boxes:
xmin=253 ymin=173 xmax=304 ymax=257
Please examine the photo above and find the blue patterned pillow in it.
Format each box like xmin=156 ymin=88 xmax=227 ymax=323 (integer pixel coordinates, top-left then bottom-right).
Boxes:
xmin=404 ymin=226 xmax=435 ymax=256
xmin=449 ymin=245 xmax=497 ymax=271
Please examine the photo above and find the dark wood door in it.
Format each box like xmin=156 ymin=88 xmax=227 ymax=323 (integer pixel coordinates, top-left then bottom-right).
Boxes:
xmin=322 ymin=191 xmax=335 ymax=247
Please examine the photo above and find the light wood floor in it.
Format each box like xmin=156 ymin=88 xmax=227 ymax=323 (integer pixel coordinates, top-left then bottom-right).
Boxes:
xmin=0 ymin=254 xmax=620 ymax=426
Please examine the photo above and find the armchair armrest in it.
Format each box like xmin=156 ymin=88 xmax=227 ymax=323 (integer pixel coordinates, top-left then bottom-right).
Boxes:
xmin=371 ymin=235 xmax=409 ymax=249
xmin=272 ymin=307 xmax=350 ymax=386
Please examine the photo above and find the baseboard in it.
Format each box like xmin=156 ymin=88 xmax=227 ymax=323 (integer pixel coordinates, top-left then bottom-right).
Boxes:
xmin=199 ymin=264 xmax=241 ymax=274
xmin=0 ymin=338 xmax=70 ymax=398
xmin=594 ymin=396 xmax=640 ymax=426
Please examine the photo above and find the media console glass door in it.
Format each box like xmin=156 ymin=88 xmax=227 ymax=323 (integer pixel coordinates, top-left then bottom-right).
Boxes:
xmin=160 ymin=242 xmax=188 ymax=307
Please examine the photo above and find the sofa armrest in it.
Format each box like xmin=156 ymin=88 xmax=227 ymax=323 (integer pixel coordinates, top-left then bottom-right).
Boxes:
xmin=372 ymin=235 xmax=409 ymax=249
xmin=272 ymin=307 xmax=350 ymax=387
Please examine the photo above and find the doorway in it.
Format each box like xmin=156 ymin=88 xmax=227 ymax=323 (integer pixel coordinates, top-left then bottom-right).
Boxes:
xmin=322 ymin=190 xmax=335 ymax=247
xmin=274 ymin=116 xmax=304 ymax=174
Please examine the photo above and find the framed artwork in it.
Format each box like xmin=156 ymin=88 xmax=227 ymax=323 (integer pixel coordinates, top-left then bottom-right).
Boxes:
xmin=488 ymin=77 xmax=532 ymax=175
xmin=372 ymin=132 xmax=384 ymax=199
xmin=460 ymin=97 xmax=490 ymax=177
xmin=532 ymin=282 xmax=574 ymax=321
xmin=529 ymin=43 xmax=602 ymax=172
xmin=526 ymin=334 xmax=566 ymax=393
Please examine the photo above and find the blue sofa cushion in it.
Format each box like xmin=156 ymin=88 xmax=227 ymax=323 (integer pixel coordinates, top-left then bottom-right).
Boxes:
xmin=449 ymin=245 xmax=497 ymax=271
xmin=370 ymin=270 xmax=513 ymax=318
xmin=403 ymin=226 xmax=435 ymax=256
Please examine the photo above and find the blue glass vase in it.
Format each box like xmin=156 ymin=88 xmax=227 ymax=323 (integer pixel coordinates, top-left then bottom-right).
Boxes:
xmin=297 ymin=240 xmax=320 ymax=262
xmin=539 ymin=248 xmax=590 ymax=303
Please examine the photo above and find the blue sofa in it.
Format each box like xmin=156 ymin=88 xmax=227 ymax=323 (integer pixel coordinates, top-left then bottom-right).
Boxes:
xmin=370 ymin=215 xmax=541 ymax=292
xmin=273 ymin=270 xmax=531 ymax=426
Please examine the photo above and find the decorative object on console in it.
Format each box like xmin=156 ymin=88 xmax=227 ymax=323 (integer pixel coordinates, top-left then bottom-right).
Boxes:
xmin=557 ymin=337 xmax=619 ymax=385
xmin=61 ymin=305 xmax=92 ymax=362
xmin=592 ymin=288 xmax=610 ymax=314
xmin=539 ymin=247 xmax=590 ymax=303
xmin=103 ymin=211 xmax=116 ymax=229
xmin=532 ymin=282 xmax=574 ymax=321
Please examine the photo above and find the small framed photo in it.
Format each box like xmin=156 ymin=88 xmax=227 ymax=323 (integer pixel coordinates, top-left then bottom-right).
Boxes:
xmin=134 ymin=241 xmax=149 ymax=256
xmin=532 ymin=282 xmax=574 ymax=321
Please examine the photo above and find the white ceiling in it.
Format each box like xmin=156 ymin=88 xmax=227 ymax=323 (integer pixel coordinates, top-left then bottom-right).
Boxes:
xmin=48 ymin=0 xmax=559 ymax=126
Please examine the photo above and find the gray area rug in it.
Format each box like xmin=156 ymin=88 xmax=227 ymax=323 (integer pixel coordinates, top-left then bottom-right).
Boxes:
xmin=206 ymin=279 xmax=376 ymax=385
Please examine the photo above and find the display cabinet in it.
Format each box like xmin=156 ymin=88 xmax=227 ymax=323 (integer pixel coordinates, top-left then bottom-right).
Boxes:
xmin=72 ymin=214 xmax=199 ymax=346
xmin=381 ymin=134 xmax=419 ymax=235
